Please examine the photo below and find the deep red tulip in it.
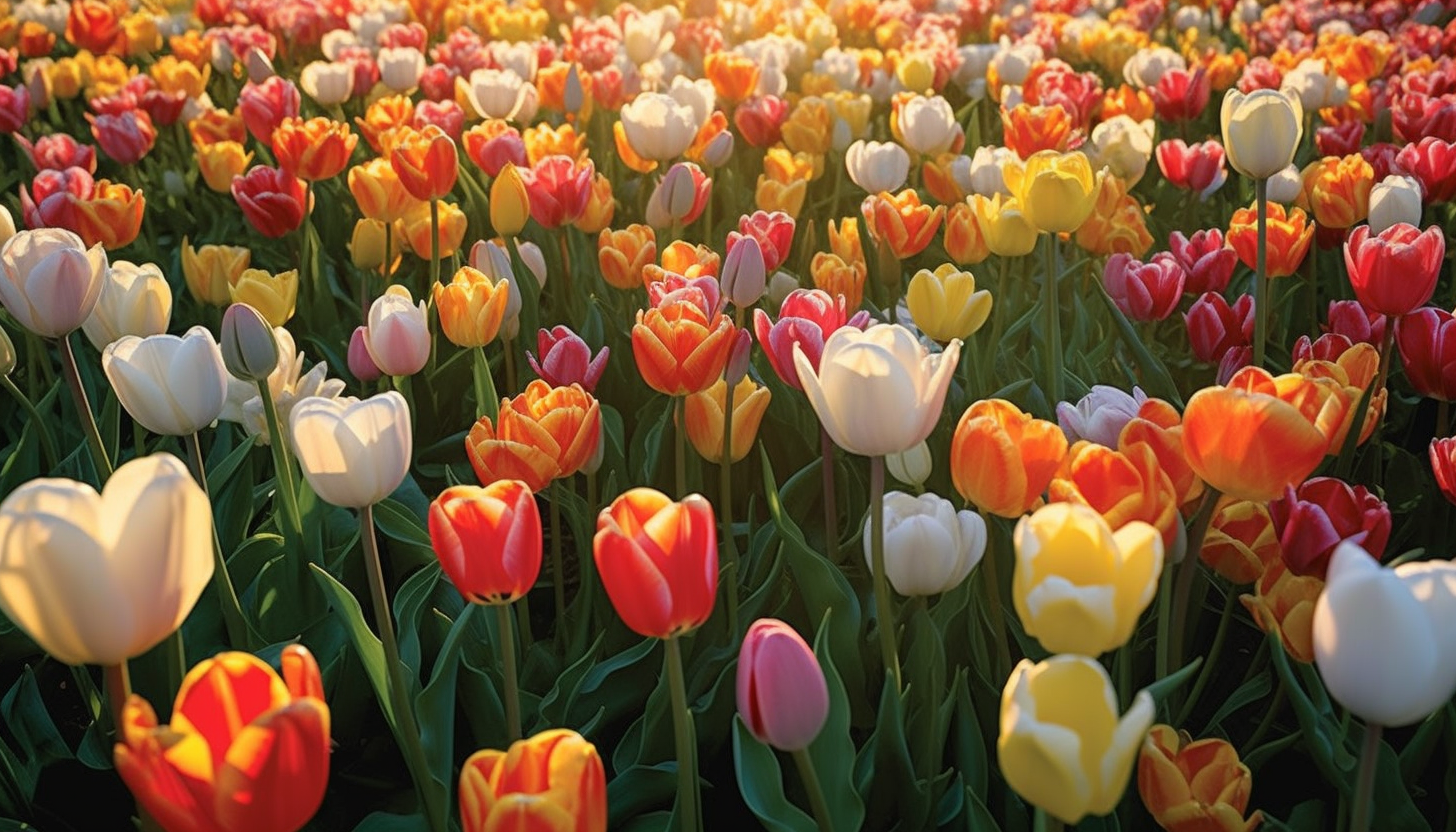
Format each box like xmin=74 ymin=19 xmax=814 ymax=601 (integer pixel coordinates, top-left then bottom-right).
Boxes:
xmin=1150 ymin=67 xmax=1210 ymax=122
xmin=238 ymin=76 xmax=301 ymax=145
xmin=1185 ymin=292 xmax=1254 ymax=363
xmin=429 ymin=481 xmax=542 ymax=605
xmin=1361 ymin=142 xmax=1405 ymax=183
xmin=1155 ymin=139 xmax=1227 ymax=198
xmin=1324 ymin=300 xmax=1386 ymax=346
xmin=1344 ymin=223 xmax=1446 ymax=316
xmin=1397 ymin=307 xmax=1456 ymax=401
xmin=1392 ymin=91 xmax=1456 ymax=145
xmin=1169 ymin=229 xmax=1237 ymax=295
xmin=527 ymin=326 xmax=609 ymax=393
xmin=418 ymin=63 xmax=458 ymax=103
xmin=593 ymin=488 xmax=717 ymax=639
xmin=1316 ymin=121 xmax=1366 ymax=158
xmin=231 ymin=165 xmax=308 ymax=238
xmin=1103 ymin=252 xmax=1186 ymax=322
xmin=1430 ymin=438 xmax=1456 ymax=506
xmin=1268 ymin=477 xmax=1390 ymax=580
xmin=752 ymin=288 xmax=869 ymax=391
xmin=1215 ymin=346 xmax=1252 ymax=385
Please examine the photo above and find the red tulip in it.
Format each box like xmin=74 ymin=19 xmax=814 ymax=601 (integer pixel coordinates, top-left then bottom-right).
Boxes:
xmin=752 ymin=288 xmax=869 ymax=391
xmin=20 ymin=166 xmax=94 ymax=230
xmin=87 ymin=111 xmax=156 ymax=165
xmin=527 ymin=326 xmax=609 ymax=393
xmin=1316 ymin=120 xmax=1366 ymax=158
xmin=0 ymin=83 xmax=30 ymax=134
xmin=389 ymin=124 xmax=459 ymax=202
xmin=593 ymin=488 xmax=717 ymax=639
xmin=1150 ymin=67 xmax=1210 ymax=122
xmin=462 ymin=121 xmax=527 ymax=177
xmin=1361 ymin=142 xmax=1405 ymax=183
xmin=1395 ymin=137 xmax=1456 ymax=205
xmin=238 ymin=77 xmax=301 ymax=146
xmin=1292 ymin=333 xmax=1356 ymax=364
xmin=1169 ymin=229 xmax=1237 ymax=295
xmin=1430 ymin=438 xmax=1456 ymax=506
xmin=520 ymin=155 xmax=593 ymax=229
xmin=1397 ymin=307 xmax=1456 ymax=401
xmin=1216 ymin=346 xmax=1253 ymax=385
xmin=734 ymin=95 xmax=789 ymax=148
xmin=1343 ymin=223 xmax=1445 ymax=316
xmin=17 ymin=133 xmax=97 ymax=173
xmin=429 ymin=481 xmax=542 ymax=605
xmin=737 ymin=619 xmax=829 ymax=752
xmin=231 ymin=165 xmax=308 ymax=238
xmin=414 ymin=99 xmax=465 ymax=141
xmin=730 ymin=210 xmax=796 ymax=272
xmin=1268 ymin=477 xmax=1390 ymax=580
xmin=1185 ymin=292 xmax=1254 ymax=364
xmin=1155 ymin=139 xmax=1227 ymax=198
xmin=1102 ymin=252 xmax=1186 ymax=322
xmin=1324 ymin=299 xmax=1386 ymax=346
xmin=1392 ymin=91 xmax=1456 ymax=144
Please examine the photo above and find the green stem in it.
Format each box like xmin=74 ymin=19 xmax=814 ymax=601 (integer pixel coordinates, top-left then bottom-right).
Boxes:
xmin=428 ymin=198 xmax=441 ymax=291
xmin=1170 ymin=489 xmax=1221 ymax=675
xmin=382 ymin=223 xmax=393 ymax=287
xmin=791 ymin=748 xmax=834 ymax=832
xmin=1155 ymin=558 xmax=1175 ymax=683
xmin=1034 ymin=807 xmax=1064 ymax=832
xmin=1176 ymin=586 xmax=1236 ymax=726
xmin=473 ymin=346 xmax=499 ymax=422
xmin=1350 ymin=722 xmax=1382 ymax=832
xmin=1253 ymin=178 xmax=1269 ymax=368
xmin=495 ymin=602 xmax=521 ymax=742
xmin=301 ymin=181 xmax=315 ymax=308
xmin=665 ymin=635 xmax=701 ymax=832
xmin=255 ymin=377 xmax=309 ymax=562
xmin=675 ymin=395 xmax=687 ymax=498
xmin=550 ymin=482 xmax=566 ymax=636
xmin=978 ymin=509 xmax=1012 ymax=683
xmin=186 ymin=431 xmax=250 ymax=649
xmin=869 ymin=455 xmax=902 ymax=692
xmin=360 ymin=504 xmax=447 ymax=832
xmin=103 ymin=661 xmax=131 ymax=737
xmin=981 ymin=256 xmax=1011 ymax=397
xmin=1042 ymin=235 xmax=1063 ymax=406
xmin=58 ymin=333 xmax=113 ymax=480
xmin=720 ymin=377 xmax=739 ymax=636
xmin=0 ymin=374 xmax=58 ymax=468
xmin=503 ymin=337 xmax=518 ymax=394
xmin=820 ymin=426 xmax=840 ymax=563
xmin=1374 ymin=316 xmax=1397 ymax=398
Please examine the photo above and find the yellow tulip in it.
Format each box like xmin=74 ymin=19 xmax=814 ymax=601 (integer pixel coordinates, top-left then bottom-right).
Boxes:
xmin=906 ymin=263 xmax=992 ymax=343
xmin=196 ymin=141 xmax=252 ymax=193
xmin=684 ymin=376 xmax=772 ymax=464
xmin=1004 ymin=150 xmax=1100 ymax=233
xmin=1012 ymin=502 xmax=1164 ymax=656
xmin=350 ymin=218 xmax=390 ymax=271
xmin=999 ymin=655 xmax=1154 ymax=825
xmin=228 ymin=268 xmax=298 ymax=326
xmin=181 ymin=238 xmax=250 ymax=306
xmin=433 ymin=266 xmax=510 ymax=348
xmin=491 ymin=163 xmax=530 ymax=237
xmin=971 ymin=193 xmax=1039 ymax=257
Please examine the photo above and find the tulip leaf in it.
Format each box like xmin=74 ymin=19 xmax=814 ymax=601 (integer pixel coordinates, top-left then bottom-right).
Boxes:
xmin=203 ymin=431 xmax=258 ymax=496
xmin=605 ymin=763 xmax=677 ymax=829
xmin=349 ymin=811 xmax=427 ymax=832
xmin=952 ymin=667 xmax=989 ymax=797
xmin=1398 ymin=707 xmax=1446 ymax=783
xmin=309 ymin=564 xmax=395 ymax=730
xmin=1142 ymin=656 xmax=1202 ymax=707
xmin=1369 ymin=727 xmax=1433 ymax=832
xmin=963 ymin=785 xmax=1003 ymax=832
xmin=416 ymin=604 xmax=476 ymax=827
xmin=392 ymin=563 xmax=443 ymax=680
xmin=809 ymin=610 xmax=866 ymax=832
xmin=1267 ymin=633 xmax=1352 ymax=794
xmin=536 ymin=631 xmax=604 ymax=730
xmin=860 ymin=677 xmax=930 ymax=832
xmin=1202 ymin=671 xmax=1273 ymax=736
xmin=731 ymin=719 xmax=818 ymax=832
xmin=1091 ymin=282 xmax=1184 ymax=407
xmin=372 ymin=498 xmax=438 ymax=574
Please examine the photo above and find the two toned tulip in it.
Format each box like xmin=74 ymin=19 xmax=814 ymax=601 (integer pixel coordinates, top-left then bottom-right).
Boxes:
xmin=459 ymin=729 xmax=606 ymax=832
xmin=1138 ymin=725 xmax=1263 ymax=832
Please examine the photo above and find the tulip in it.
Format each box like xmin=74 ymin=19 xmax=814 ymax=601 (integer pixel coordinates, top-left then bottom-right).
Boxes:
xmin=181 ymin=238 xmax=249 ymax=306
xmin=1405 ymin=308 xmax=1456 ymax=402
xmin=228 ymin=268 xmax=298 ymax=327
xmin=490 ymin=163 xmax=530 ymax=237
xmin=289 ymin=392 xmax=411 ymax=508
xmin=866 ymin=490 xmax=985 ymax=597
xmin=1268 ymin=477 xmax=1389 ymax=580
xmin=1185 ymin=292 xmax=1255 ymax=365
xmin=598 ymin=224 xmax=656 ymax=290
xmin=753 ymin=288 xmax=865 ymax=391
xmin=219 ymin=303 xmax=279 ymax=384
xmin=0 ymin=84 xmax=29 ymax=135
xmin=82 ymin=260 xmax=171 ymax=350
xmin=434 ymin=266 xmax=509 ymax=349
xmin=1395 ymin=137 xmax=1456 ymax=205
xmin=1314 ymin=543 xmax=1456 ymax=727
xmin=1138 ymin=725 xmax=1263 ymax=832
xmin=721 ymin=235 xmax=767 ymax=310
xmin=0 ymin=453 xmax=213 ymax=665
xmin=1241 ymin=558 xmax=1323 ymax=663
xmin=466 ymin=381 xmax=601 ymax=493
xmin=429 ymin=481 xmax=541 ymax=605
xmin=271 ymin=116 xmax=357 ymax=183
xmin=1001 ymin=103 xmax=1075 ymax=158
xmin=633 ymin=296 xmax=736 ymax=397
xmin=999 ymin=655 xmax=1155 ymax=825
xmin=300 ymin=60 xmax=353 ymax=105
xmin=103 ymin=326 xmax=228 ymax=437
xmin=809 ymin=252 xmax=865 ymax=311
xmin=951 ymin=399 xmax=1069 ymax=518
xmin=594 ymin=488 xmax=717 ymax=639
xmin=894 ymin=93 xmax=959 ymax=156
xmin=685 ymin=376 xmax=771 ymax=464
xmin=1220 ymin=88 xmax=1303 ymax=180
xmin=1156 ymin=139 xmax=1227 ymax=199
xmin=646 ymin=162 xmax=711 ymax=229
xmin=1299 ymin=154 xmax=1373 ymax=229
xmin=0 ymin=227 xmax=107 ymax=338
xmin=348 ymin=326 xmax=381 ymax=384
xmin=1048 ymin=441 xmax=1183 ymax=550
xmin=1201 ymin=498 xmax=1280 ymax=585
xmin=1226 ymin=201 xmax=1312 ymax=279
xmin=1004 ymin=150 xmax=1099 ymax=233
xmin=906 ymin=264 xmax=992 ymax=343
xmin=1367 ymin=175 xmax=1423 ymax=235
xmin=1102 ymin=252 xmax=1187 ymax=322
xmin=528 ymin=326 xmax=608 ymax=393
xmin=196 ymin=141 xmax=252 ymax=192
xmin=390 ymin=125 xmax=458 ymax=202
xmin=942 ymin=201 xmax=990 ymax=266
xmin=88 ymin=110 xmax=156 ymax=165
xmin=1264 ymin=165 xmax=1304 ymax=204
xmin=1169 ymin=229 xmax=1237 ymax=295
xmin=463 ymin=121 xmax=527 ymax=178
xmin=464 ymin=68 xmax=538 ymax=123
xmin=237 ymin=76 xmax=301 ymax=145
xmin=459 ymin=729 xmax=607 ymax=832
xmin=737 ymin=619 xmax=829 ymax=751
xmin=521 ymin=156 xmax=595 ymax=230
xmin=231 ymin=165 xmax=307 ymax=239
xmin=845 ymin=140 xmax=910 ymax=194
xmin=971 ymin=193 xmax=1039 ymax=257
xmin=795 ymin=323 xmax=960 ymax=458
xmin=364 ymin=285 xmax=430 ymax=377
xmin=732 ymin=210 xmax=796 ymax=273
xmin=1057 ymin=385 xmax=1147 ymax=449
xmin=860 ymin=190 xmax=944 ymax=260
xmin=619 ymin=92 xmax=699 ymax=162
xmin=114 ymin=646 xmax=329 ymax=832
xmin=396 ymin=201 xmax=467 ymax=261
xmin=378 ymin=46 xmax=425 ymax=93
xmin=1283 ymin=59 xmax=1347 ymax=111
xmin=1344 ymin=223 xmax=1445 ymax=317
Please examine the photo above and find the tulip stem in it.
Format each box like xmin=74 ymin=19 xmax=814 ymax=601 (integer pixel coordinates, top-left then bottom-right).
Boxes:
xmin=472 ymin=346 xmax=499 ymax=422
xmin=0 ymin=374 xmax=58 ymax=469
xmin=382 ymin=223 xmax=393 ymax=288
xmin=359 ymin=504 xmax=447 ymax=832
xmin=1033 ymin=808 xmax=1063 ymax=832
xmin=791 ymin=748 xmax=834 ymax=832
xmin=186 ymin=431 xmax=251 ymax=649
xmin=1350 ymin=722 xmax=1383 ymax=832
xmin=820 ymin=427 xmax=840 ymax=564
xmin=1375 ymin=316 xmax=1397 ymax=400
xmin=301 ymin=182 xmax=315 ymax=313
xmin=1176 ymin=584 xmax=1236 ymax=726
xmin=550 ymin=482 xmax=567 ymax=638
xmin=664 ymin=634 xmax=701 ymax=832
xmin=1253 ymin=178 xmax=1269 ymax=368
xmin=1169 ymin=489 xmax=1221 ymax=678
xmin=720 ymin=377 xmax=740 ymax=637
xmin=1041 ymin=234 xmax=1063 ymax=407
xmin=1155 ymin=559 xmax=1175 ymax=684
xmin=675 ymin=396 xmax=688 ymax=498
xmin=58 ymin=333 xmax=113 ymax=481
xmin=255 ymin=377 xmax=309 ymax=564
xmin=102 ymin=661 xmax=131 ymax=737
xmin=428 ymin=198 xmax=441 ymax=292
xmin=978 ymin=509 xmax=1012 ymax=683
xmin=495 ymin=603 xmax=522 ymax=742
xmin=869 ymin=455 xmax=902 ymax=693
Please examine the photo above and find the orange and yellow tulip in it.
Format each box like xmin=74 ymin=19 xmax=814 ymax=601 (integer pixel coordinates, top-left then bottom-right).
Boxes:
xmin=348 ymin=158 xmax=421 ymax=224
xmin=196 ymin=141 xmax=252 ymax=193
xmin=1298 ymin=154 xmax=1373 ymax=230
xmin=466 ymin=380 xmax=601 ymax=493
xmin=271 ymin=117 xmax=357 ymax=183
xmin=390 ymin=124 xmax=458 ymax=202
xmin=632 ymin=297 xmax=736 ymax=397
xmin=459 ymin=729 xmax=607 ymax=832
xmin=1138 ymin=725 xmax=1263 ymax=832
xmin=594 ymin=488 xmax=717 ymax=639
xmin=430 ymin=481 xmax=541 ymax=606
xmin=1200 ymin=498 xmax=1281 ymax=585
xmin=951 ymin=399 xmax=1069 ymax=518
xmin=1241 ymin=560 xmax=1322 ymax=662
xmin=598 ymin=225 xmax=656 ymax=290
xmin=1226 ymin=202 xmax=1313 ymax=278
xmin=1048 ymin=441 xmax=1181 ymax=547
xmin=434 ymin=266 xmax=511 ymax=348
xmin=685 ymin=376 xmax=772 ymax=464
xmin=862 ymin=189 xmax=945 ymax=260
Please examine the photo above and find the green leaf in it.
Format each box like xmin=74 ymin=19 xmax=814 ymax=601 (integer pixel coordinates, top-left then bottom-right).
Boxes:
xmin=1368 ymin=726 xmax=1432 ymax=832
xmin=606 ymin=763 xmax=677 ymax=829
xmin=1092 ymin=281 xmax=1183 ymax=406
xmin=1143 ymin=657 xmax=1202 ymax=707
xmin=809 ymin=611 xmax=865 ymax=832
xmin=1202 ymin=672 xmax=1273 ymax=735
xmin=731 ymin=719 xmax=818 ymax=832
xmin=952 ymin=668 xmax=988 ymax=798
xmin=963 ymin=786 xmax=1002 ymax=832
xmin=416 ymin=604 xmax=477 ymax=826
xmin=1267 ymin=633 xmax=1351 ymax=793
xmin=349 ymin=812 xmax=426 ymax=832
xmin=310 ymin=564 xmax=394 ymax=729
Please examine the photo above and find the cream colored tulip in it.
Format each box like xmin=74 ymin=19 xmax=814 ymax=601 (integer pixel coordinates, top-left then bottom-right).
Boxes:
xmin=845 ymin=140 xmax=910 ymax=194
xmin=103 ymin=326 xmax=228 ymax=436
xmin=0 ymin=228 xmax=108 ymax=338
xmin=300 ymin=60 xmax=353 ymax=106
xmin=886 ymin=440 xmax=932 ymax=487
xmin=290 ymin=391 xmax=412 ymax=508
xmin=1122 ymin=46 xmax=1185 ymax=89
xmin=1012 ymin=502 xmax=1164 ymax=656
xmin=82 ymin=260 xmax=172 ymax=351
xmin=1313 ymin=542 xmax=1456 ymax=727
xmin=896 ymin=94 xmax=959 ymax=157
xmin=866 ymin=491 xmax=985 ymax=596
xmin=619 ymin=92 xmax=699 ymax=162
xmin=364 ymin=285 xmax=430 ymax=377
xmin=1088 ymin=116 xmax=1155 ymax=186
xmin=377 ymin=46 xmax=425 ymax=93
xmin=465 ymin=68 xmax=539 ymax=123
xmin=0 ymin=453 xmax=213 ymax=666
xmin=999 ymin=655 xmax=1154 ymax=824
xmin=0 ymin=205 xmax=14 ymax=246
xmin=906 ymin=263 xmax=992 ymax=343
xmin=1367 ymin=175 xmax=1423 ymax=235
xmin=793 ymin=323 xmax=961 ymax=457
xmin=1220 ymin=88 xmax=1303 ymax=180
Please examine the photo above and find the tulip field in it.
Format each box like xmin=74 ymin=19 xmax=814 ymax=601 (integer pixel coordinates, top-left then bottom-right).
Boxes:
xmin=5 ymin=0 xmax=1456 ymax=830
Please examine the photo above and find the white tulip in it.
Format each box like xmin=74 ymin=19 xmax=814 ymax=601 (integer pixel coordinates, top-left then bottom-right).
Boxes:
xmin=221 ymin=327 xmax=347 ymax=446
xmin=1220 ymin=88 xmax=1303 ymax=180
xmin=1313 ymin=543 xmax=1456 ymax=728
xmin=0 ymin=228 xmax=108 ymax=338
xmin=82 ymin=260 xmax=172 ymax=351
xmin=845 ymin=140 xmax=911 ymax=194
xmin=866 ymin=491 xmax=984 ymax=596
xmin=364 ymin=285 xmax=430 ymax=377
xmin=988 ymin=40 xmax=1042 ymax=89
xmin=103 ymin=326 xmax=227 ymax=436
xmin=300 ymin=60 xmax=354 ymax=105
xmin=886 ymin=441 xmax=933 ymax=488
xmin=378 ymin=46 xmax=425 ymax=92
xmin=1367 ymin=175 xmax=1423 ymax=235
xmin=1088 ymin=116 xmax=1155 ymax=186
xmin=320 ymin=30 xmax=362 ymax=61
xmin=897 ymin=94 xmax=959 ymax=156
xmin=969 ymin=146 xmax=1017 ymax=197
xmin=1282 ymin=58 xmax=1349 ymax=111
xmin=1056 ymin=385 xmax=1148 ymax=449
xmin=290 ymin=391 xmax=412 ymax=508
xmin=489 ymin=41 xmax=540 ymax=83
xmin=624 ymin=10 xmax=674 ymax=66
xmin=1123 ymin=47 xmax=1185 ymax=89
xmin=619 ymin=92 xmax=699 ymax=162
xmin=0 ymin=454 xmax=213 ymax=666
xmin=465 ymin=68 xmax=539 ymax=123
xmin=667 ymin=76 xmax=716 ymax=130
xmin=1265 ymin=164 xmax=1304 ymax=204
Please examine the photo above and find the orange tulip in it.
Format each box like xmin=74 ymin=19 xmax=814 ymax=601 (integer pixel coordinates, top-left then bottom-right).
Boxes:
xmin=356 ymin=94 xmax=415 ymax=153
xmin=395 ymin=200 xmax=467 ymax=260
xmin=74 ymin=180 xmax=144 ymax=249
xmin=632 ymin=297 xmax=736 ymax=397
xmin=196 ymin=141 xmax=252 ymax=193
xmin=1226 ymin=202 xmax=1313 ymax=279
xmin=188 ymin=108 xmax=246 ymax=148
xmin=434 ymin=266 xmax=510 ymax=348
xmin=1180 ymin=367 xmax=1343 ymax=502
xmin=459 ymin=729 xmax=607 ymax=832
xmin=861 ymin=189 xmax=945 ymax=260
xmin=523 ymin=122 xmax=586 ymax=165
xmin=66 ymin=0 xmax=124 ymax=54
xmin=598 ymin=225 xmax=656 ymax=290
xmin=685 ymin=376 xmax=772 ymax=464
xmin=271 ymin=117 xmax=357 ymax=182
xmin=922 ymin=153 xmax=969 ymax=205
xmin=593 ymin=488 xmax=717 ymax=639
xmin=950 ymin=399 xmax=1069 ymax=518
xmin=1074 ymin=172 xmax=1154 ymax=258
xmin=114 ymin=645 xmax=330 ymax=832
xmin=1292 ymin=342 xmax=1383 ymax=449
xmin=1297 ymin=154 xmax=1373 ymax=230
xmin=1048 ymin=440 xmax=1181 ymax=547
xmin=466 ymin=380 xmax=602 ymax=493
xmin=1138 ymin=725 xmax=1263 ymax=832
xmin=348 ymin=158 xmax=421 ymax=224
xmin=659 ymin=241 xmax=719 ymax=279
xmin=1002 ymin=103 xmax=1076 ymax=158
xmin=1200 ymin=497 xmax=1281 ymax=585
xmin=389 ymin=124 xmax=458 ymax=201
xmin=1241 ymin=560 xmax=1322 ymax=662
xmin=810 ymin=252 xmax=866 ymax=311
xmin=572 ymin=172 xmax=616 ymax=234
xmin=705 ymin=51 xmax=760 ymax=106
xmin=1102 ymin=84 xmax=1155 ymax=123
xmin=1118 ymin=399 xmax=1204 ymax=510
xmin=943 ymin=201 xmax=990 ymax=265
xmin=429 ymin=481 xmax=541 ymax=606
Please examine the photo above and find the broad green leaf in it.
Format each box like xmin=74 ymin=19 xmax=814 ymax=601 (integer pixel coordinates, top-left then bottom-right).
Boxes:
xmin=310 ymin=564 xmax=394 ymax=729
xmin=731 ymin=719 xmax=817 ymax=832
xmin=809 ymin=611 xmax=866 ymax=832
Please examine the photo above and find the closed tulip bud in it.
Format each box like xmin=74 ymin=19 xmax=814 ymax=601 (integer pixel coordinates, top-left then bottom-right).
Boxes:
xmin=459 ymin=730 xmax=607 ymax=832
xmin=869 ymin=491 xmax=986 ymax=597
xmin=845 ymin=140 xmax=910 ymax=194
xmin=220 ymin=302 xmax=279 ymax=384
xmin=350 ymin=218 xmax=389 ymax=271
xmin=1314 ymin=543 xmax=1456 ymax=726
xmin=736 ymin=619 xmax=829 ymax=752
xmin=82 ymin=260 xmax=172 ymax=350
xmin=1263 ymin=165 xmax=1303 ymax=204
xmin=290 ymin=392 xmax=411 ymax=508
xmin=348 ymin=326 xmax=381 ymax=383
xmin=1102 ymin=252 xmax=1187 ymax=322
xmin=942 ymin=202 xmax=989 ymax=266
xmin=907 ymin=263 xmax=992 ymax=343
xmin=429 ymin=481 xmax=541 ymax=605
xmin=103 ymin=326 xmax=228 ymax=436
xmin=703 ymin=130 xmax=734 ymax=168
xmin=1344 ymin=223 xmax=1445 ymax=317
xmin=646 ymin=162 xmax=701 ymax=228
xmin=1431 ymin=438 xmax=1456 ymax=506
xmin=527 ymin=326 xmax=608 ymax=392
xmin=999 ymin=655 xmax=1154 ymax=825
xmin=1004 ymin=150 xmax=1099 ymax=233
xmin=1056 ymin=385 xmax=1147 ymax=449
xmin=364 ymin=285 xmax=430 ymax=377
xmin=228 ymin=268 xmax=297 ymax=327
xmin=1138 ymin=725 xmax=1263 ymax=832
xmin=1155 ymin=139 xmax=1228 ymax=199
xmin=685 ymin=376 xmax=771 ymax=464
xmin=1220 ymin=88 xmax=1303 ymax=180
xmin=766 ymin=271 xmax=799 ymax=310
xmin=0 ymin=453 xmax=213 ymax=665
xmin=971 ymin=193 xmax=1039 ymax=258
xmin=300 ymin=60 xmax=353 ymax=106
xmin=196 ymin=140 xmax=252 ymax=192
xmin=951 ymin=399 xmax=1069 ymax=518
xmin=378 ymin=46 xmax=425 ymax=93
xmin=0 ymin=228 xmax=108 ymax=338
xmin=434 ymin=266 xmax=509 ymax=348
xmin=490 ymin=162 xmax=530 ymax=237
xmin=115 ymin=646 xmax=330 ymax=832
xmin=181 ymin=238 xmax=250 ymax=306
xmin=1367 ymin=175 xmax=1423 ymax=235
xmin=721 ymin=234 xmax=767 ymax=309
xmin=0 ymin=328 xmax=12 ymax=376
xmin=1269 ymin=478 xmax=1390 ymax=581
xmin=467 ymin=381 xmax=600 ymax=492
xmin=594 ymin=488 xmax=717 ymax=638
xmin=887 ymin=441 xmax=933 ymax=488
xmin=795 ymin=324 xmax=960 ymax=457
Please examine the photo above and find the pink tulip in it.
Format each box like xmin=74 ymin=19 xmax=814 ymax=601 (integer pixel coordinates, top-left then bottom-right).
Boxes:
xmin=736 ymin=618 xmax=829 ymax=752
xmin=527 ymin=326 xmax=608 ymax=392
